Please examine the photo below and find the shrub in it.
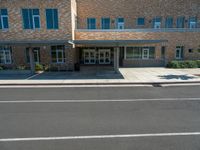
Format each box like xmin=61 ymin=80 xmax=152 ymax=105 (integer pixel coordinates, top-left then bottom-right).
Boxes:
xmin=196 ymin=60 xmax=200 ymax=68
xmin=0 ymin=66 xmax=3 ymax=70
xmin=35 ymin=64 xmax=43 ymax=71
xmin=167 ymin=61 xmax=181 ymax=68
xmin=167 ymin=60 xmax=199 ymax=68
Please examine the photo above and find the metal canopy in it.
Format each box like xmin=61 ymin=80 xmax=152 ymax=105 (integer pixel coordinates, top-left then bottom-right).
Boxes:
xmin=69 ymin=39 xmax=168 ymax=46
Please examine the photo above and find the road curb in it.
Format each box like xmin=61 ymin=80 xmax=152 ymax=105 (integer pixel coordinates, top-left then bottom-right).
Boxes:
xmin=0 ymin=81 xmax=200 ymax=86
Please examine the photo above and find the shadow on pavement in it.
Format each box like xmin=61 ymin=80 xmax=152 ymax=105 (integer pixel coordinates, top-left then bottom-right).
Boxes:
xmin=158 ymin=74 xmax=197 ymax=80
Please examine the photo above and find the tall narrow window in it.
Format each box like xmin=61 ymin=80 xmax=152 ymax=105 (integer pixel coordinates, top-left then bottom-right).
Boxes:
xmin=0 ymin=46 xmax=12 ymax=64
xmin=22 ymin=9 xmax=40 ymax=29
xmin=101 ymin=18 xmax=110 ymax=29
xmin=0 ymin=9 xmax=9 ymax=29
xmin=153 ymin=17 xmax=161 ymax=28
xmin=87 ymin=18 xmax=96 ymax=29
xmin=175 ymin=46 xmax=184 ymax=59
xmin=189 ymin=17 xmax=197 ymax=29
xmin=116 ymin=18 xmax=124 ymax=29
xmin=46 ymin=9 xmax=59 ymax=29
xmin=176 ymin=16 xmax=185 ymax=28
xmin=165 ymin=17 xmax=173 ymax=28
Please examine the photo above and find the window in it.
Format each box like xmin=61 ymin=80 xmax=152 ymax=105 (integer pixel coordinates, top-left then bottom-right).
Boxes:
xmin=175 ymin=46 xmax=184 ymax=59
xmin=101 ymin=18 xmax=110 ymax=29
xmin=137 ymin=17 xmax=145 ymax=26
xmin=125 ymin=47 xmax=155 ymax=59
xmin=176 ymin=16 xmax=185 ymax=28
xmin=51 ymin=45 xmax=65 ymax=63
xmin=0 ymin=46 xmax=12 ymax=64
xmin=87 ymin=18 xmax=96 ymax=29
xmin=22 ymin=9 xmax=40 ymax=29
xmin=0 ymin=9 xmax=9 ymax=30
xmin=153 ymin=17 xmax=161 ymax=28
xmin=116 ymin=18 xmax=124 ymax=29
xmin=189 ymin=17 xmax=197 ymax=29
xmin=46 ymin=9 xmax=59 ymax=29
xmin=165 ymin=17 xmax=173 ymax=28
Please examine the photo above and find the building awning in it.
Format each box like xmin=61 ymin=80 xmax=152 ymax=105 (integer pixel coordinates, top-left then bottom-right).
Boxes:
xmin=0 ymin=40 xmax=68 ymax=45
xmin=68 ymin=39 xmax=168 ymax=46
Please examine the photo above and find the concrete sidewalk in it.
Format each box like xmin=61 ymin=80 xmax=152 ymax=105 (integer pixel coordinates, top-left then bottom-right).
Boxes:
xmin=0 ymin=68 xmax=200 ymax=85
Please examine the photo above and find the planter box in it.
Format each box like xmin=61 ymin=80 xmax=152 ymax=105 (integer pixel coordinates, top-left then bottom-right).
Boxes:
xmin=0 ymin=70 xmax=31 ymax=75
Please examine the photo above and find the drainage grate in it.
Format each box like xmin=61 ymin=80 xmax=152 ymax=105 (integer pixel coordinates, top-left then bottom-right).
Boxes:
xmin=152 ymin=83 xmax=162 ymax=87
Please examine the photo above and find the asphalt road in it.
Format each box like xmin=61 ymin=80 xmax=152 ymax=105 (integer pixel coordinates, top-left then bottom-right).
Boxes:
xmin=0 ymin=85 xmax=200 ymax=150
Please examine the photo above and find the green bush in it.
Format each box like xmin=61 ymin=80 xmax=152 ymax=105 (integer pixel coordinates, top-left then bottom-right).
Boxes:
xmin=196 ymin=60 xmax=200 ymax=68
xmin=0 ymin=66 xmax=3 ymax=70
xmin=167 ymin=60 xmax=199 ymax=68
xmin=35 ymin=64 xmax=43 ymax=71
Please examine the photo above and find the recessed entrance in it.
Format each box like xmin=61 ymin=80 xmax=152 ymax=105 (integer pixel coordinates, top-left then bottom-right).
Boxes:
xmin=84 ymin=49 xmax=96 ymax=64
xmin=99 ymin=49 xmax=111 ymax=64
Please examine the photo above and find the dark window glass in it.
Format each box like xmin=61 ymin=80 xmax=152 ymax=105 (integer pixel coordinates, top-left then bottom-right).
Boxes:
xmin=137 ymin=18 xmax=145 ymax=25
xmin=176 ymin=17 xmax=185 ymax=28
xmin=165 ymin=17 xmax=173 ymax=28
xmin=101 ymin=18 xmax=110 ymax=29
xmin=46 ymin=9 xmax=59 ymax=29
xmin=22 ymin=9 xmax=40 ymax=29
xmin=87 ymin=18 xmax=96 ymax=29
xmin=0 ymin=9 xmax=9 ymax=29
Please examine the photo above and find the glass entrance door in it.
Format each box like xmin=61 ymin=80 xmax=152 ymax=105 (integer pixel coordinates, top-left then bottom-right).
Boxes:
xmin=84 ymin=49 xmax=96 ymax=64
xmin=142 ymin=48 xmax=149 ymax=59
xmin=99 ymin=49 xmax=111 ymax=64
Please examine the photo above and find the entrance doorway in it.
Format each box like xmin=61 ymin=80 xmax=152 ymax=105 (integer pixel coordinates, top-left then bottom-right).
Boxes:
xmin=84 ymin=49 xmax=96 ymax=64
xmin=99 ymin=49 xmax=111 ymax=64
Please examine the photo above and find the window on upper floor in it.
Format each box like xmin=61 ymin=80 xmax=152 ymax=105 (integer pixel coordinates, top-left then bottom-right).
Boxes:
xmin=0 ymin=46 xmax=12 ymax=64
xmin=137 ymin=17 xmax=145 ymax=26
xmin=176 ymin=16 xmax=185 ymax=28
xmin=87 ymin=18 xmax=96 ymax=29
xmin=189 ymin=17 xmax=197 ymax=29
xmin=101 ymin=18 xmax=110 ymax=29
xmin=116 ymin=18 xmax=124 ymax=29
xmin=0 ymin=9 xmax=9 ymax=30
xmin=153 ymin=17 xmax=161 ymax=28
xmin=165 ymin=17 xmax=173 ymax=28
xmin=46 ymin=9 xmax=59 ymax=29
xmin=22 ymin=9 xmax=40 ymax=29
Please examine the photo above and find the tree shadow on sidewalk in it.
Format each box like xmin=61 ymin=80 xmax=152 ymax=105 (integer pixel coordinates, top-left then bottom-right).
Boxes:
xmin=158 ymin=74 xmax=197 ymax=80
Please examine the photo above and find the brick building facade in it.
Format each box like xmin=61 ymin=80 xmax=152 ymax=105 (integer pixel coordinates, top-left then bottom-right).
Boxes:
xmin=0 ymin=0 xmax=200 ymax=72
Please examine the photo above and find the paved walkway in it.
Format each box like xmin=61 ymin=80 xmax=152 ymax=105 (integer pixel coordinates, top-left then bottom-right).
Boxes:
xmin=0 ymin=68 xmax=200 ymax=85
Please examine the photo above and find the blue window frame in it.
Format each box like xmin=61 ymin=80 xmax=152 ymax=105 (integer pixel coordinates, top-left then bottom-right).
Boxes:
xmin=165 ymin=17 xmax=173 ymax=28
xmin=0 ymin=9 xmax=9 ymax=29
xmin=152 ymin=17 xmax=161 ymax=28
xmin=116 ymin=18 xmax=124 ymax=29
xmin=46 ymin=9 xmax=59 ymax=29
xmin=176 ymin=16 xmax=185 ymax=28
xmin=87 ymin=18 xmax=96 ymax=29
xmin=22 ymin=9 xmax=40 ymax=29
xmin=137 ymin=17 xmax=145 ymax=26
xmin=188 ymin=17 xmax=197 ymax=28
xmin=101 ymin=18 xmax=110 ymax=29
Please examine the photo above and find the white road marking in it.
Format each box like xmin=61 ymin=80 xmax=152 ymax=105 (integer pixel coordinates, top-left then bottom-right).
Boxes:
xmin=1 ymin=132 xmax=200 ymax=142
xmin=0 ymin=98 xmax=200 ymax=103
xmin=25 ymin=73 xmax=41 ymax=80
